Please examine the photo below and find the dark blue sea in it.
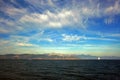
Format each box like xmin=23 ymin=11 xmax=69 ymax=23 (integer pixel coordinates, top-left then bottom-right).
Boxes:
xmin=0 ymin=60 xmax=120 ymax=80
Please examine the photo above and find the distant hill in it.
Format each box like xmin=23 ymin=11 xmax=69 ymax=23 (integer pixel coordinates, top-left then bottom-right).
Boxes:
xmin=0 ymin=54 xmax=77 ymax=60
xmin=0 ymin=54 xmax=120 ymax=60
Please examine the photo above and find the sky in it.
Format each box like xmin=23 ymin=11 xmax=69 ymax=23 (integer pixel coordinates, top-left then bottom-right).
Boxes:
xmin=0 ymin=0 xmax=120 ymax=56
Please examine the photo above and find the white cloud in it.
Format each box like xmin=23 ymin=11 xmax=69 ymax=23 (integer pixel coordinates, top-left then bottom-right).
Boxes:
xmin=0 ymin=18 xmax=25 ymax=34
xmin=10 ymin=35 xmax=29 ymax=43
xmin=47 ymin=0 xmax=55 ymax=6
xmin=48 ymin=22 xmax=62 ymax=27
xmin=61 ymin=34 xmax=118 ymax=42
xmin=20 ymin=13 xmax=48 ymax=23
xmin=0 ymin=27 xmax=9 ymax=33
xmin=5 ymin=7 xmax=27 ymax=16
xmin=104 ymin=0 xmax=120 ymax=15
xmin=104 ymin=18 xmax=114 ymax=24
xmin=25 ymin=0 xmax=55 ymax=8
xmin=28 ymin=30 xmax=53 ymax=42
xmin=1 ymin=0 xmax=119 ymax=33
xmin=62 ymin=34 xmax=81 ymax=41
xmin=43 ymin=38 xmax=53 ymax=42
xmin=105 ymin=6 xmax=114 ymax=13
xmin=95 ymin=32 xmax=120 ymax=38
xmin=86 ymin=37 xmax=118 ymax=41
xmin=0 ymin=40 xmax=9 ymax=46
xmin=18 ymin=0 xmax=120 ymax=29
xmin=9 ymin=30 xmax=53 ymax=44
xmin=16 ymin=42 xmax=33 ymax=47
xmin=0 ymin=18 xmax=14 ymax=26
xmin=19 ymin=10 xmax=78 ymax=28
xmin=108 ymin=33 xmax=120 ymax=37
xmin=105 ymin=33 xmax=120 ymax=38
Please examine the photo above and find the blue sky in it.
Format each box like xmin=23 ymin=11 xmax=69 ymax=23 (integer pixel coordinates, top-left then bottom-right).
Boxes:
xmin=0 ymin=0 xmax=120 ymax=56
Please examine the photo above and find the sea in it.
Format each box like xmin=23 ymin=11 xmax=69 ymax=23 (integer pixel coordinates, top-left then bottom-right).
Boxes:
xmin=0 ymin=60 xmax=120 ymax=80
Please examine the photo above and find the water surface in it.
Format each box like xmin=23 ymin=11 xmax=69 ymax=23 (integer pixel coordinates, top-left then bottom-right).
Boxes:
xmin=0 ymin=60 xmax=120 ymax=80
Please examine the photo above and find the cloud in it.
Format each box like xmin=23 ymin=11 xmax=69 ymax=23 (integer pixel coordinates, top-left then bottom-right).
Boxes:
xmin=96 ymin=32 xmax=120 ymax=38
xmin=0 ymin=27 xmax=9 ymax=34
xmin=101 ymin=33 xmax=120 ymax=38
xmin=62 ymin=34 xmax=81 ymax=41
xmin=37 ymin=38 xmax=53 ymax=42
xmin=43 ymin=38 xmax=53 ymax=42
xmin=0 ymin=0 xmax=120 ymax=34
xmin=5 ymin=7 xmax=27 ymax=16
xmin=9 ymin=30 xmax=53 ymax=45
xmin=20 ymin=10 xmax=77 ymax=28
xmin=25 ymin=0 xmax=55 ymax=7
xmin=16 ymin=42 xmax=33 ymax=47
xmin=110 ymin=33 xmax=120 ymax=37
xmin=0 ymin=40 xmax=9 ymax=46
xmin=86 ymin=37 xmax=118 ymax=41
xmin=104 ymin=18 xmax=114 ymax=24
xmin=0 ymin=0 xmax=27 ymax=17
xmin=18 ymin=0 xmax=120 ymax=29
xmin=10 ymin=35 xmax=29 ymax=43
xmin=62 ymin=34 xmax=118 ymax=42
xmin=104 ymin=0 xmax=120 ymax=16
xmin=0 ymin=18 xmax=25 ymax=34
xmin=20 ymin=13 xmax=48 ymax=23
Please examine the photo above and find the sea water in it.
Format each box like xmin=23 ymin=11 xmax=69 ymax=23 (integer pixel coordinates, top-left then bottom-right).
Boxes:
xmin=0 ymin=60 xmax=120 ymax=80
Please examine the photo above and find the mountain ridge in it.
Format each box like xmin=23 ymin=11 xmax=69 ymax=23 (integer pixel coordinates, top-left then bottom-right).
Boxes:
xmin=0 ymin=54 xmax=120 ymax=60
